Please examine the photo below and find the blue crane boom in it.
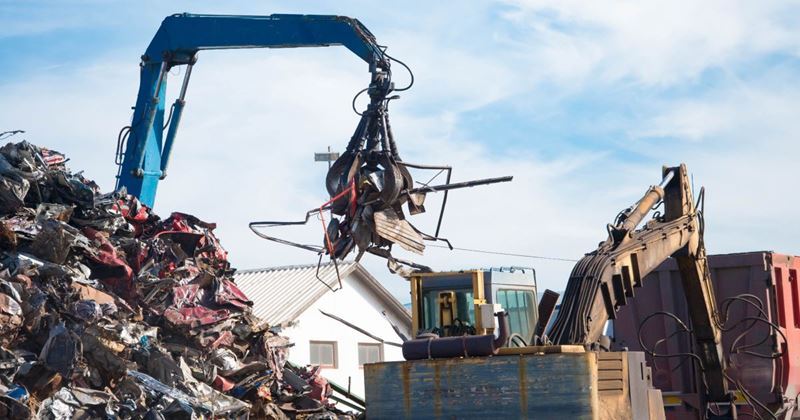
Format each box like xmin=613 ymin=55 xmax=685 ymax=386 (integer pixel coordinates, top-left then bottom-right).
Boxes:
xmin=115 ymin=13 xmax=390 ymax=207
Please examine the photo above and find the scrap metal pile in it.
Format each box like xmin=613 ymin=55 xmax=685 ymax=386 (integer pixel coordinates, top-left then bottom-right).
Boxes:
xmin=0 ymin=140 xmax=355 ymax=419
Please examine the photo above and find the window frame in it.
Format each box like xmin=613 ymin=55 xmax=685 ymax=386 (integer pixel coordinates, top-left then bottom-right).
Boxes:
xmin=309 ymin=340 xmax=338 ymax=369
xmin=357 ymin=342 xmax=384 ymax=368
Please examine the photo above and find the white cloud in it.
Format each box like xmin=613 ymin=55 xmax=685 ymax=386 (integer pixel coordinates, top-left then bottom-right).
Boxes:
xmin=499 ymin=0 xmax=800 ymax=86
xmin=635 ymin=81 xmax=800 ymax=143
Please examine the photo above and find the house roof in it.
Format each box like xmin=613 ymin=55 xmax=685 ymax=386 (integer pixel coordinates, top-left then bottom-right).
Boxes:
xmin=233 ymin=261 xmax=410 ymax=327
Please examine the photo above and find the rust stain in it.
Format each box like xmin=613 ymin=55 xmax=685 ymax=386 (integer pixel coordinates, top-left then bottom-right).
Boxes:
xmin=519 ymin=356 xmax=528 ymax=419
xmin=402 ymin=362 xmax=412 ymax=418
xmin=433 ymin=363 xmax=442 ymax=418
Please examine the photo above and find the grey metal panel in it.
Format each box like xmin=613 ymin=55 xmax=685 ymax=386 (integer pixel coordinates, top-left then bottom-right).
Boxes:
xmin=364 ymin=353 xmax=596 ymax=419
xmin=488 ymin=269 xmax=538 ymax=312
xmin=628 ymin=352 xmax=651 ymax=420
xmin=487 ymin=267 xmax=537 ymax=288
xmin=233 ymin=262 xmax=355 ymax=325
xmin=419 ymin=268 xmax=537 ymax=294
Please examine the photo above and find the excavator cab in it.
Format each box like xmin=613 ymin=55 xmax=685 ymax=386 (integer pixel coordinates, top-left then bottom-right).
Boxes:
xmin=408 ymin=268 xmax=539 ymax=346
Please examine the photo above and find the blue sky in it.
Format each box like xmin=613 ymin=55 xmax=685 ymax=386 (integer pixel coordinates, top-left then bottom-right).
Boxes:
xmin=2 ymin=0 xmax=799 ymax=301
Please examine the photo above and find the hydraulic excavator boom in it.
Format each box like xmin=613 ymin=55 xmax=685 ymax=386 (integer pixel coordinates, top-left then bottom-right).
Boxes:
xmin=115 ymin=13 xmax=390 ymax=207
xmin=548 ymin=164 xmax=732 ymax=414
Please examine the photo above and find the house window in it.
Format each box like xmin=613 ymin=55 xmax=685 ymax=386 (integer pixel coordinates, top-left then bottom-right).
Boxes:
xmin=358 ymin=343 xmax=383 ymax=366
xmin=310 ymin=341 xmax=337 ymax=368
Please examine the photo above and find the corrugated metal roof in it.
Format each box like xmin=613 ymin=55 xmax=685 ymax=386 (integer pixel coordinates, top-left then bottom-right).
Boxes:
xmin=233 ymin=262 xmax=357 ymax=326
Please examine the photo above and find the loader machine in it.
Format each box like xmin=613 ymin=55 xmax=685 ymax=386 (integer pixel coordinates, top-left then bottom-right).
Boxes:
xmin=364 ymin=164 xmax=737 ymax=420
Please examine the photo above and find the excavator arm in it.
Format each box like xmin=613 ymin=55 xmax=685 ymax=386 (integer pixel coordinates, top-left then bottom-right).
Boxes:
xmin=115 ymin=13 xmax=391 ymax=207
xmin=548 ymin=164 xmax=730 ymax=407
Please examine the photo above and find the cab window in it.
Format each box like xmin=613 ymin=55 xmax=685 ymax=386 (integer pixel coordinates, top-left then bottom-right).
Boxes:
xmin=421 ymin=287 xmax=475 ymax=332
xmin=496 ymin=289 xmax=536 ymax=343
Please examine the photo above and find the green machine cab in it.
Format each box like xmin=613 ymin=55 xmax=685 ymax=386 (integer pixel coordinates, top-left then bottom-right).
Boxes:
xmin=408 ymin=267 xmax=538 ymax=346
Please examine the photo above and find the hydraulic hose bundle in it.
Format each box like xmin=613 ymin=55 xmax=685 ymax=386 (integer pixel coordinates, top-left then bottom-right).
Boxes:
xmin=323 ymin=68 xmax=418 ymax=263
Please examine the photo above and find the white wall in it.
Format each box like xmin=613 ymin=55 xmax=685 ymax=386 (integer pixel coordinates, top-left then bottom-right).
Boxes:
xmin=281 ymin=272 xmax=410 ymax=398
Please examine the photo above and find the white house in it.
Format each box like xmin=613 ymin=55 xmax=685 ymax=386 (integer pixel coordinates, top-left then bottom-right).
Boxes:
xmin=233 ymin=261 xmax=411 ymax=398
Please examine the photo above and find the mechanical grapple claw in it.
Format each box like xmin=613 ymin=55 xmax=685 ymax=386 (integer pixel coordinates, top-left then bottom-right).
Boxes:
xmin=251 ymin=67 xmax=512 ymax=275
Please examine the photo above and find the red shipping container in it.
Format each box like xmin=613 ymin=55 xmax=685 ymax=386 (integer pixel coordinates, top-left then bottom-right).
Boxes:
xmin=612 ymin=252 xmax=800 ymax=419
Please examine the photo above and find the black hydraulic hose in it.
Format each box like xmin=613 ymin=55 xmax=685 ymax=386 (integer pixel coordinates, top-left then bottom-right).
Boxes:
xmin=384 ymin=108 xmax=401 ymax=160
xmin=345 ymin=112 xmax=369 ymax=154
xmin=728 ymin=317 xmax=787 ymax=359
xmin=637 ymin=311 xmax=706 ymax=371
xmin=351 ymin=87 xmax=368 ymax=116
xmin=554 ymin=254 xmax=611 ymax=344
xmin=718 ymin=294 xmax=769 ymax=327
xmin=718 ymin=295 xmax=771 ymax=342
xmin=379 ymin=110 xmax=391 ymax=153
xmin=383 ymin=52 xmax=414 ymax=92
xmin=363 ymin=103 xmax=383 ymax=154
xmin=717 ymin=294 xmax=784 ymax=357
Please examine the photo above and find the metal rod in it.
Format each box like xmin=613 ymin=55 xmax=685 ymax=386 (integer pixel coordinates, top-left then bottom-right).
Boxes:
xmin=397 ymin=162 xmax=453 ymax=237
xmin=134 ymin=61 xmax=168 ymax=174
xmin=178 ymin=63 xmax=193 ymax=100
xmin=436 ymin=168 xmax=452 ymax=237
xmin=398 ymin=162 xmax=451 ymax=170
xmin=329 ymin=384 xmax=365 ymax=408
xmin=659 ymin=169 xmax=675 ymax=189
xmin=407 ymin=176 xmax=512 ymax=194
xmin=319 ymin=309 xmax=403 ymax=347
xmin=329 ymin=394 xmax=364 ymax=412
xmin=154 ymin=61 xmax=168 ymax=97
xmin=148 ymin=58 xmax=196 ymax=179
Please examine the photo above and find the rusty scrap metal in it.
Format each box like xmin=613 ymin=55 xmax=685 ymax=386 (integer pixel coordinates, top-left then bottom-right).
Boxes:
xmin=0 ymin=139 xmax=357 ymax=418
